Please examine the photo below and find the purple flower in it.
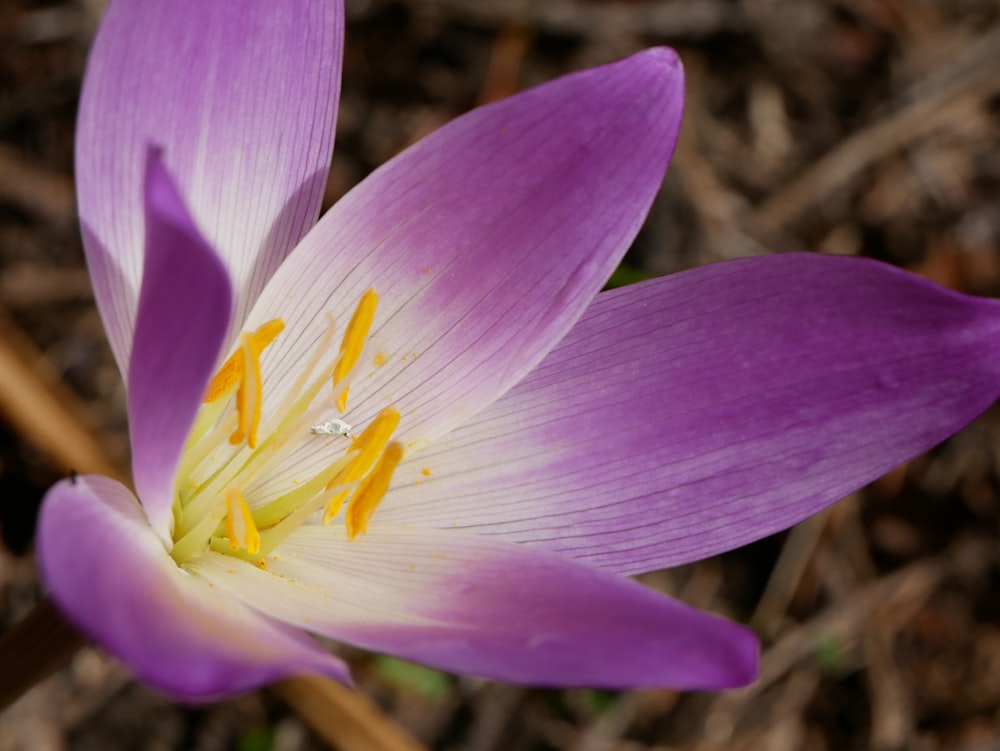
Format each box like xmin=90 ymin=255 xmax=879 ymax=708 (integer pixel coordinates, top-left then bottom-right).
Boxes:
xmin=37 ymin=0 xmax=1000 ymax=702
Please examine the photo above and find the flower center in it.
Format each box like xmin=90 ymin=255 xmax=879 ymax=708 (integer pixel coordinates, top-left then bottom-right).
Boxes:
xmin=168 ymin=289 xmax=403 ymax=566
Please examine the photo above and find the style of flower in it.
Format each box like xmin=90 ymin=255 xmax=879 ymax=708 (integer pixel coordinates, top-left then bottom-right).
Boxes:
xmin=37 ymin=0 xmax=1000 ymax=701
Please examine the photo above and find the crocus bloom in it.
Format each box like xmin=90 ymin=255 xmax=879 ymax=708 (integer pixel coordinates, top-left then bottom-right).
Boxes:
xmin=38 ymin=0 xmax=1000 ymax=701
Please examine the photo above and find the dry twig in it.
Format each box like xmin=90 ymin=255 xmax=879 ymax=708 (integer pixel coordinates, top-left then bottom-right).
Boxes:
xmin=748 ymin=25 xmax=1000 ymax=239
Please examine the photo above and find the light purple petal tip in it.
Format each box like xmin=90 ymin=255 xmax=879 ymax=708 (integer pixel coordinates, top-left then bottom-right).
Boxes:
xmin=37 ymin=475 xmax=350 ymax=701
xmin=128 ymin=151 xmax=232 ymax=541
xmin=246 ymin=48 xmax=685 ymax=452
xmin=76 ymin=0 xmax=344 ymax=372
xmin=381 ymin=254 xmax=1000 ymax=574
xmin=194 ymin=527 xmax=758 ymax=690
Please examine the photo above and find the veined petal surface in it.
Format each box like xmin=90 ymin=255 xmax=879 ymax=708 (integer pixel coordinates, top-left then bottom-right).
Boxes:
xmin=192 ymin=526 xmax=757 ymax=690
xmin=245 ymin=48 xmax=684 ymax=462
xmin=77 ymin=0 xmax=343 ymax=373
xmin=37 ymin=475 xmax=349 ymax=701
xmin=379 ymin=254 xmax=1000 ymax=574
xmin=127 ymin=153 xmax=232 ymax=541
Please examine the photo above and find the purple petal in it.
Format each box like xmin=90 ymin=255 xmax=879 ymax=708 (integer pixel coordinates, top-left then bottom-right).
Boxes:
xmin=193 ymin=526 xmax=757 ymax=690
xmin=245 ymin=48 xmax=684 ymax=453
xmin=128 ymin=152 xmax=232 ymax=541
xmin=379 ymin=254 xmax=1000 ymax=574
xmin=77 ymin=0 xmax=343 ymax=373
xmin=37 ymin=475 xmax=349 ymax=701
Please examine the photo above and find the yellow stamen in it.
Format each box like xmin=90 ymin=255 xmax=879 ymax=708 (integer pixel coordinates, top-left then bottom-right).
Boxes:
xmin=172 ymin=289 xmax=408 ymax=564
xmin=333 ymin=289 xmax=378 ymax=387
xmin=335 ymin=386 xmax=349 ymax=414
xmin=230 ymin=333 xmax=264 ymax=448
xmin=346 ymin=441 xmax=404 ymax=540
xmin=327 ymin=407 xmax=400 ymax=490
xmin=177 ymin=319 xmax=344 ymax=535
xmin=224 ymin=486 xmax=260 ymax=554
xmin=253 ymin=451 xmax=354 ymax=530
xmin=204 ymin=319 xmax=284 ymax=403
xmin=322 ymin=407 xmax=400 ymax=522
xmin=321 ymin=492 xmax=350 ymax=526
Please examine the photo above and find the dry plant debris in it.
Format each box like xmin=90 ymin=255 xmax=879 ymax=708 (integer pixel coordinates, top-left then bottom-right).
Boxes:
xmin=3 ymin=0 xmax=1000 ymax=749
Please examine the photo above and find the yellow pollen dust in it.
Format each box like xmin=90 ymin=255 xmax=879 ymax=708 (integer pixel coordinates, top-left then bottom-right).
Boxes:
xmin=224 ymin=486 xmax=261 ymax=554
xmin=333 ymin=289 xmax=378 ymax=411
xmin=346 ymin=441 xmax=404 ymax=540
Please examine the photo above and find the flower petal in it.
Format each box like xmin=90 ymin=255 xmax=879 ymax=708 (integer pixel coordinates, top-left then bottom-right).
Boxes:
xmin=193 ymin=526 xmax=757 ymax=690
xmin=246 ymin=48 xmax=684 ymax=452
xmin=37 ymin=475 xmax=349 ymax=701
xmin=127 ymin=152 xmax=232 ymax=542
xmin=76 ymin=0 xmax=343 ymax=373
xmin=379 ymin=254 xmax=1000 ymax=574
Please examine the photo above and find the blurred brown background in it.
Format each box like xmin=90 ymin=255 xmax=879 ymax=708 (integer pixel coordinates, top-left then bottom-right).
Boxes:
xmin=3 ymin=0 xmax=1000 ymax=749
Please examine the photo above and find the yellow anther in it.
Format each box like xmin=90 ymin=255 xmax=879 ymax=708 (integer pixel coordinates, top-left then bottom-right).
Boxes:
xmin=322 ymin=407 xmax=400 ymax=523
xmin=204 ymin=319 xmax=284 ymax=403
xmin=230 ymin=332 xmax=263 ymax=448
xmin=321 ymin=492 xmax=348 ymax=526
xmin=346 ymin=441 xmax=404 ymax=540
xmin=325 ymin=407 xmax=399 ymax=491
xmin=175 ymin=296 xmax=413 ymax=563
xmin=224 ymin=486 xmax=260 ymax=554
xmin=333 ymin=289 xmax=378 ymax=387
xmin=335 ymin=386 xmax=349 ymax=414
